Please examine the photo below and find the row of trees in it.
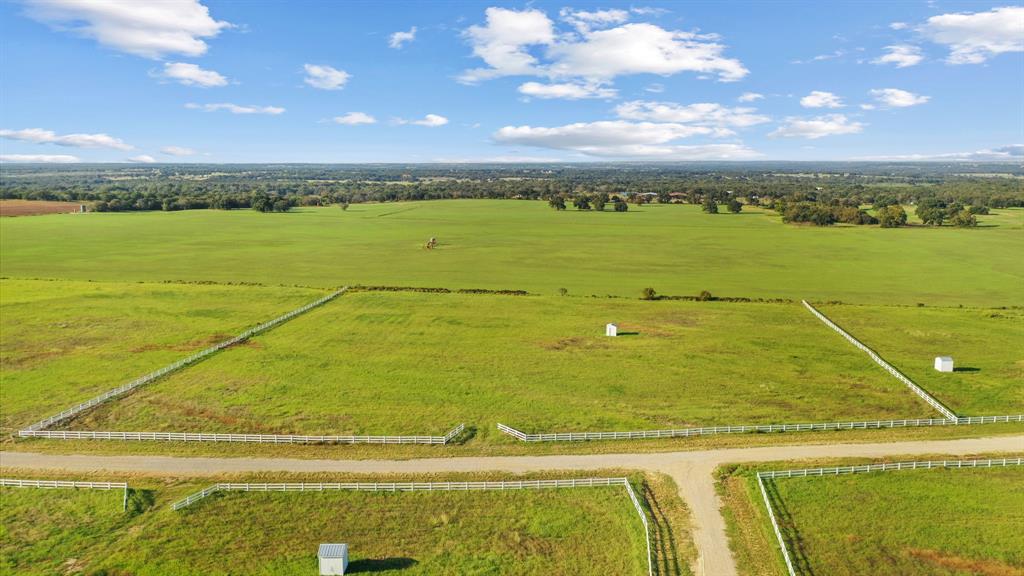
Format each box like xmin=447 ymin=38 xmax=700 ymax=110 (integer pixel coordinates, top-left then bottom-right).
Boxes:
xmin=548 ymin=193 xmax=629 ymax=212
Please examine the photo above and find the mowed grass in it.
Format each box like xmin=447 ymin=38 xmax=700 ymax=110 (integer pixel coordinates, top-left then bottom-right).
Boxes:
xmin=0 ymin=279 xmax=324 ymax=434
xmin=74 ymin=290 xmax=930 ymax=438
xmin=1 ymin=474 xmax=659 ymax=576
xmin=2 ymin=201 xmax=1021 ymax=307
xmin=770 ymin=466 xmax=1024 ymax=575
xmin=819 ymin=304 xmax=1024 ymax=415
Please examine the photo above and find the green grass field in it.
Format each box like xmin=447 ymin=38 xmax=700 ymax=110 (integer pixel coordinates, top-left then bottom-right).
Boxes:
xmin=819 ymin=304 xmax=1024 ymax=415
xmin=717 ymin=460 xmax=1024 ymax=576
xmin=1 ymin=470 xmax=680 ymax=576
xmin=2 ymin=201 xmax=1021 ymax=307
xmin=0 ymin=279 xmax=323 ymax=434
xmin=66 ymin=289 xmax=930 ymax=438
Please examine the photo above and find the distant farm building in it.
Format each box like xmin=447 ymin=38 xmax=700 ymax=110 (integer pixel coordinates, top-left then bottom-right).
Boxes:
xmin=318 ymin=543 xmax=349 ymax=575
xmin=934 ymin=356 xmax=954 ymax=373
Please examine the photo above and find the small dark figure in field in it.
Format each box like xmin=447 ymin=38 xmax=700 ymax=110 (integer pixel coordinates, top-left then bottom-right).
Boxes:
xmin=424 ymin=237 xmax=437 ymax=250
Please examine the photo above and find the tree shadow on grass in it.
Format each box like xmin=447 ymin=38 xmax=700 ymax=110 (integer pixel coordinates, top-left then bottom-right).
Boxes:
xmin=347 ymin=558 xmax=418 ymax=573
xmin=954 ymin=367 xmax=980 ymax=373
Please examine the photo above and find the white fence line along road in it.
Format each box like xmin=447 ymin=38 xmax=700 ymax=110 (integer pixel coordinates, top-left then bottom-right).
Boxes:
xmin=801 ymin=300 xmax=958 ymax=421
xmin=19 ymin=423 xmax=467 ymax=446
xmin=756 ymin=457 xmax=1024 ymax=576
xmin=171 ymin=476 xmax=654 ymax=576
xmin=497 ymin=415 xmax=1024 ymax=443
xmin=20 ymin=287 xmax=348 ymax=434
xmin=1 ymin=478 xmax=130 ymax=510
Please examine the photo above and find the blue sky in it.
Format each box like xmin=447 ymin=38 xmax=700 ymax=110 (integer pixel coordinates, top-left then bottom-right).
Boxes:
xmin=1 ymin=1 xmax=1021 ymax=163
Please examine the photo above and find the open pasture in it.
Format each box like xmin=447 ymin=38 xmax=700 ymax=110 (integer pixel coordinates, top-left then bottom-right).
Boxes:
xmin=0 ymin=279 xmax=323 ymax=435
xmin=1 ymin=201 xmax=1021 ymax=307
xmin=818 ymin=304 xmax=1024 ymax=416
xmin=69 ymin=290 xmax=930 ymax=439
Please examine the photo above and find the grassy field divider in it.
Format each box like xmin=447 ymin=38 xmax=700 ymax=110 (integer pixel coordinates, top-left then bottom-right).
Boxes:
xmin=170 ymin=476 xmax=653 ymax=576
xmin=18 ymin=423 xmax=467 ymax=445
xmin=1 ymin=478 xmax=129 ymax=510
xmin=19 ymin=287 xmax=349 ymax=434
xmin=497 ymin=416 xmax=1024 ymax=443
xmin=800 ymin=300 xmax=958 ymax=421
xmin=756 ymin=457 xmax=1024 ymax=576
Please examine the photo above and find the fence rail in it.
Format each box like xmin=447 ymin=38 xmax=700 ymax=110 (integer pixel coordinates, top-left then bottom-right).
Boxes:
xmin=20 ymin=288 xmax=347 ymax=434
xmin=496 ymin=415 xmax=1024 ymax=443
xmin=801 ymin=300 xmax=958 ymax=421
xmin=1 ymin=478 xmax=129 ymax=510
xmin=757 ymin=458 xmax=1024 ymax=576
xmin=20 ymin=423 xmax=466 ymax=446
xmin=170 ymin=475 xmax=654 ymax=575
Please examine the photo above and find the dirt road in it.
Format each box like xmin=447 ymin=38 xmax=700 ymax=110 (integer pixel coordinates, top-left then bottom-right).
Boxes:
xmin=3 ymin=435 xmax=1021 ymax=575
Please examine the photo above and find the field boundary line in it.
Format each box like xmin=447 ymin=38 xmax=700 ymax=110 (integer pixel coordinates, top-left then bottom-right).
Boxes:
xmin=1 ymin=478 xmax=130 ymax=510
xmin=19 ymin=423 xmax=466 ymax=446
xmin=801 ymin=300 xmax=957 ymax=421
xmin=756 ymin=457 xmax=1024 ymax=576
xmin=20 ymin=287 xmax=349 ymax=434
xmin=170 ymin=476 xmax=653 ymax=576
xmin=496 ymin=415 xmax=1024 ymax=442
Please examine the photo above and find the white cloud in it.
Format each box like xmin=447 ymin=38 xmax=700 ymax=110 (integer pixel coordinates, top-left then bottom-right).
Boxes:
xmin=0 ymin=154 xmax=80 ymax=163
xmin=869 ymin=88 xmax=930 ymax=107
xmin=185 ymin=102 xmax=285 ymax=114
xmin=459 ymin=8 xmax=747 ymax=84
xmin=738 ymin=92 xmax=763 ymax=102
xmin=0 ymin=127 xmax=132 ymax=150
xmin=518 ymin=81 xmax=617 ymax=99
xmin=889 ymin=22 xmax=908 ymax=30
xmin=559 ymin=8 xmax=629 ymax=32
xmin=160 ymin=146 xmax=196 ymax=156
xmin=800 ymin=91 xmax=844 ymax=108
xmin=857 ymin=144 xmax=1024 ymax=161
xmin=303 ymin=64 xmax=350 ymax=90
xmin=389 ymin=26 xmax=417 ymax=49
xmin=492 ymin=120 xmax=760 ymax=159
xmin=614 ymin=100 xmax=769 ymax=133
xmin=157 ymin=62 xmax=228 ymax=87
xmin=332 ymin=112 xmax=377 ymax=125
xmin=769 ymin=114 xmax=864 ymax=139
xmin=24 ymin=0 xmax=230 ymax=59
xmin=644 ymin=83 xmax=665 ymax=93
xmin=872 ymin=45 xmax=924 ymax=68
xmin=920 ymin=6 xmax=1024 ymax=64
xmin=395 ymin=114 xmax=449 ymax=127
xmin=127 ymin=154 xmax=156 ymax=163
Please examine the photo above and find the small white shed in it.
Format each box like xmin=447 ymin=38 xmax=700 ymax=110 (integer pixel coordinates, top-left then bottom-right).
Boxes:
xmin=318 ymin=543 xmax=348 ymax=575
xmin=934 ymin=356 xmax=954 ymax=373
xmin=606 ymin=323 xmax=618 ymax=337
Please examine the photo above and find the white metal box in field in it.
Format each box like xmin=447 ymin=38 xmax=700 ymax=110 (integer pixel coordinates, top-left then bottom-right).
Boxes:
xmin=606 ymin=323 xmax=618 ymax=337
xmin=318 ymin=543 xmax=348 ymax=575
xmin=934 ymin=356 xmax=954 ymax=373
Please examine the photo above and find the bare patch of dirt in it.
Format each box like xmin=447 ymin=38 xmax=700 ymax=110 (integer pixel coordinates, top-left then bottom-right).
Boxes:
xmin=907 ymin=548 xmax=1024 ymax=576
xmin=0 ymin=200 xmax=84 ymax=217
xmin=130 ymin=333 xmax=235 ymax=353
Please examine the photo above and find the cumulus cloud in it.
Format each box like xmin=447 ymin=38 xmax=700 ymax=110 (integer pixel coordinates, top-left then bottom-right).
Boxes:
xmin=872 ymin=45 xmax=924 ymax=68
xmin=459 ymin=7 xmax=747 ymax=84
xmin=769 ymin=114 xmax=864 ymax=139
xmin=395 ymin=114 xmax=449 ymax=127
xmin=518 ymin=81 xmax=617 ymax=99
xmin=303 ymin=64 xmax=350 ymax=90
xmin=492 ymin=120 xmax=760 ymax=159
xmin=0 ymin=127 xmax=132 ymax=150
xmin=332 ymin=112 xmax=377 ymax=125
xmin=614 ymin=100 xmax=769 ymax=134
xmin=389 ymin=27 xmax=416 ymax=49
xmin=559 ymin=8 xmax=629 ymax=32
xmin=24 ymin=0 xmax=230 ymax=59
xmin=157 ymin=62 xmax=228 ymax=87
xmin=127 ymin=154 xmax=156 ymax=163
xmin=889 ymin=22 xmax=908 ymax=30
xmin=920 ymin=6 xmax=1024 ymax=64
xmin=869 ymin=88 xmax=930 ymax=107
xmin=160 ymin=146 xmax=196 ymax=156
xmin=800 ymin=91 xmax=844 ymax=109
xmin=0 ymin=154 xmax=80 ymax=163
xmin=185 ymin=102 xmax=285 ymax=114
xmin=738 ymin=92 xmax=763 ymax=102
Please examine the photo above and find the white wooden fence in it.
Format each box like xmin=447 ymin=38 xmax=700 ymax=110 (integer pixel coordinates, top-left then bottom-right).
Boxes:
xmin=496 ymin=415 xmax=1024 ymax=443
xmin=801 ymin=300 xmax=958 ymax=421
xmin=171 ymin=476 xmax=653 ymax=575
xmin=1 ymin=478 xmax=129 ymax=510
xmin=20 ymin=423 xmax=466 ymax=445
xmin=756 ymin=458 xmax=1024 ymax=576
xmin=21 ymin=288 xmax=348 ymax=434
